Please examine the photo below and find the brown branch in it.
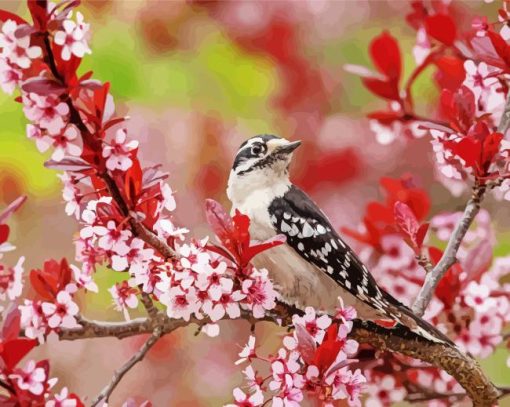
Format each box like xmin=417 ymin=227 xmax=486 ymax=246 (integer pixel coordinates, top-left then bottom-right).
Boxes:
xmin=89 ymin=326 xmax=163 ymax=407
xmin=60 ymin=303 xmax=501 ymax=407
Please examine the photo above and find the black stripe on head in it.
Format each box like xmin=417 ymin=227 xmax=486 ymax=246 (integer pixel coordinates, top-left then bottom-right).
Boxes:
xmin=233 ymin=134 xmax=281 ymax=171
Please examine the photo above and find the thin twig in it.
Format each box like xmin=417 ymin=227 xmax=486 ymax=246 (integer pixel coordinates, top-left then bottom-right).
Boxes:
xmin=412 ymin=182 xmax=486 ymax=316
xmin=90 ymin=327 xmax=163 ymax=407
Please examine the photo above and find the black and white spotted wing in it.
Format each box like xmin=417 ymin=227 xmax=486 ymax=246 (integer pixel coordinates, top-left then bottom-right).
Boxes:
xmin=268 ymin=185 xmax=389 ymax=312
xmin=268 ymin=186 xmax=455 ymax=345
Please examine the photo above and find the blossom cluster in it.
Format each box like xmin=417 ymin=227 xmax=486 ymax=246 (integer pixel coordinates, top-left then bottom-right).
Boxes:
xmin=229 ymin=303 xmax=365 ymax=407
xmin=347 ymin=1 xmax=510 ymax=198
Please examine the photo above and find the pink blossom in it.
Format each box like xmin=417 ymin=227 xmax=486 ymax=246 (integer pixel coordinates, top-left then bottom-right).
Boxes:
xmin=109 ymin=281 xmax=139 ymax=320
xmin=241 ymin=269 xmax=277 ymax=318
xmin=160 ymin=182 xmax=177 ymax=212
xmin=365 ymin=375 xmax=406 ymax=407
xmin=0 ymin=256 xmax=24 ymax=301
xmin=53 ymin=12 xmax=91 ymax=61
xmin=226 ymin=387 xmax=264 ymax=407
xmin=328 ymin=367 xmax=366 ymax=406
xmin=178 ymin=242 xmax=211 ymax=274
xmin=235 ymin=335 xmax=257 ymax=365
xmin=292 ymin=307 xmax=331 ymax=343
xmin=19 ymin=299 xmax=47 ymax=341
xmin=22 ymin=93 xmax=70 ymax=135
xmin=41 ymin=291 xmax=79 ymax=329
xmin=463 ymin=61 xmax=498 ymax=100
xmin=464 ymin=282 xmax=497 ymax=313
xmin=70 ymin=264 xmax=98 ymax=293
xmin=0 ymin=20 xmax=42 ymax=69
xmin=98 ymin=220 xmax=131 ymax=254
xmin=111 ymin=237 xmax=154 ymax=273
xmin=46 ymin=387 xmax=78 ymax=407
xmin=58 ymin=172 xmax=81 ymax=218
xmin=202 ymin=285 xmax=245 ymax=322
xmin=412 ymin=27 xmax=431 ymax=65
xmin=48 ymin=125 xmax=83 ymax=162
xmin=160 ymin=286 xmax=200 ymax=321
xmin=102 ymin=128 xmax=138 ymax=171
xmin=154 ymin=218 xmax=189 ymax=241
xmin=0 ymin=57 xmax=22 ymax=94
xmin=9 ymin=360 xmax=46 ymax=395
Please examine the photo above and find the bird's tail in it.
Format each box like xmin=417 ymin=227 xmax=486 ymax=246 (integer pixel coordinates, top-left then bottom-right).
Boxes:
xmin=381 ymin=291 xmax=455 ymax=347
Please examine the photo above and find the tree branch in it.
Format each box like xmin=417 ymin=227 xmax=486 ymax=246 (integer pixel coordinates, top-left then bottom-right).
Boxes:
xmin=412 ymin=182 xmax=486 ymax=316
xmin=60 ymin=301 xmax=502 ymax=407
xmin=89 ymin=326 xmax=163 ymax=407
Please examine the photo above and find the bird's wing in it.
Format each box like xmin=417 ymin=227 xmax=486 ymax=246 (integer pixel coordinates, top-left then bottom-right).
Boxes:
xmin=268 ymin=185 xmax=453 ymax=345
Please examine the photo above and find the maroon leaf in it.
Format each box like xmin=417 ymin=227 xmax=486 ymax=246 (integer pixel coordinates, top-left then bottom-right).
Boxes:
xmin=295 ymin=324 xmax=316 ymax=365
xmin=0 ymin=196 xmax=27 ymax=224
xmin=29 ymin=258 xmax=72 ymax=301
xmin=45 ymin=157 xmax=92 ymax=172
xmin=27 ymin=0 xmax=49 ymax=31
xmin=22 ymin=77 xmax=67 ymax=95
xmin=487 ymin=31 xmax=510 ymax=69
xmin=425 ymin=14 xmax=457 ymax=46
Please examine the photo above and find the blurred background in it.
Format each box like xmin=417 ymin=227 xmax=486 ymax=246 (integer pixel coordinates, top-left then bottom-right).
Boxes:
xmin=1 ymin=0 xmax=509 ymax=405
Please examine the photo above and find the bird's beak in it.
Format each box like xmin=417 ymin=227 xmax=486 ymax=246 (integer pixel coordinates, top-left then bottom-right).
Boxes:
xmin=275 ymin=140 xmax=302 ymax=154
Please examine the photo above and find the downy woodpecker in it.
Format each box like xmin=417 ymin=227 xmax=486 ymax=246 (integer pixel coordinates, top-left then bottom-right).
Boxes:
xmin=227 ymin=134 xmax=452 ymax=345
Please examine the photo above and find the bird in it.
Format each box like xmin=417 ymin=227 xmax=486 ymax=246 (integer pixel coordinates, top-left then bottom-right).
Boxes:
xmin=227 ymin=134 xmax=453 ymax=345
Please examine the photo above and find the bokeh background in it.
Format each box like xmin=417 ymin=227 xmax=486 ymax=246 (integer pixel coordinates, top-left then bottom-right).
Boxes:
xmin=1 ymin=0 xmax=509 ymax=405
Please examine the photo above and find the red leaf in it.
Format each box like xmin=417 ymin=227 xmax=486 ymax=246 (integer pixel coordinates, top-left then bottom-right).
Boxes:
xmin=243 ymin=235 xmax=287 ymax=264
xmin=2 ymin=307 xmax=21 ymax=342
xmin=425 ymin=14 xmax=457 ymax=46
xmin=415 ymin=222 xmax=430 ymax=248
xmin=433 ymin=55 xmax=466 ymax=91
xmin=440 ymin=87 xmax=476 ymax=133
xmin=27 ymin=0 xmax=49 ymax=31
xmin=0 ymin=196 xmax=27 ymax=224
xmin=0 ymin=224 xmax=9 ymax=245
xmin=487 ymin=31 xmax=510 ymax=69
xmin=311 ymin=324 xmax=343 ymax=374
xmin=204 ymin=199 xmax=284 ymax=267
xmin=29 ymin=258 xmax=72 ymax=301
xmin=0 ymin=10 xmax=28 ymax=25
xmin=362 ymin=77 xmax=400 ymax=101
xmin=124 ymin=157 xmax=143 ymax=206
xmin=429 ymin=247 xmax=462 ymax=309
xmin=369 ymin=31 xmax=402 ymax=81
xmin=394 ymin=201 xmax=420 ymax=249
xmin=1 ymin=338 xmax=37 ymax=370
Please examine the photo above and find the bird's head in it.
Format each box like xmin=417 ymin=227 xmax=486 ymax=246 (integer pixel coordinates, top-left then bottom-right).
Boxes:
xmin=227 ymin=134 xmax=301 ymax=204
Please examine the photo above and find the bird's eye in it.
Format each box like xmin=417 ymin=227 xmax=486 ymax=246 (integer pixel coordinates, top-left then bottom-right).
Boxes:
xmin=251 ymin=144 xmax=264 ymax=156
